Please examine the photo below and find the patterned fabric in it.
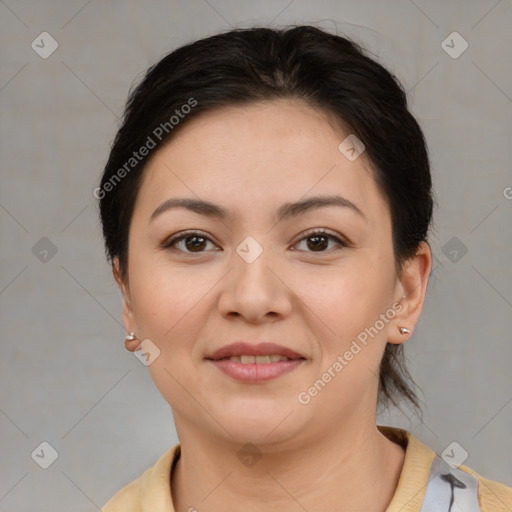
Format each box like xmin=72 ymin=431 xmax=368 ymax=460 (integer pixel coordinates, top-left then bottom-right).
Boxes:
xmin=420 ymin=455 xmax=482 ymax=512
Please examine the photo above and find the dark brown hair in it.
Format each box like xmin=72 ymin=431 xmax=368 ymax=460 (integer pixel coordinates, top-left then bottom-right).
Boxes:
xmin=98 ymin=25 xmax=432 ymax=412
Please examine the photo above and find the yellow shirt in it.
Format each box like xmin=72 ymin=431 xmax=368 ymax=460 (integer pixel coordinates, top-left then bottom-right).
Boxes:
xmin=102 ymin=426 xmax=512 ymax=512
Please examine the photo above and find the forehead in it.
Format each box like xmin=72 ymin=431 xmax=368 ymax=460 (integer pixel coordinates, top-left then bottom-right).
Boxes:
xmin=135 ymin=99 xmax=389 ymax=226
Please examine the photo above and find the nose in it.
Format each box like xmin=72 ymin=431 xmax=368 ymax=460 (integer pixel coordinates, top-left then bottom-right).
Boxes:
xmin=217 ymin=241 xmax=293 ymax=324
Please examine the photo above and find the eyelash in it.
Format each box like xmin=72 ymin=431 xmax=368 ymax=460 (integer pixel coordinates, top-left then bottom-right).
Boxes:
xmin=161 ymin=228 xmax=348 ymax=255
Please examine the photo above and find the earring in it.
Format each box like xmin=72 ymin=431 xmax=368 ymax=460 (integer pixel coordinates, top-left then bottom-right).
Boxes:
xmin=399 ymin=326 xmax=412 ymax=335
xmin=125 ymin=332 xmax=137 ymax=341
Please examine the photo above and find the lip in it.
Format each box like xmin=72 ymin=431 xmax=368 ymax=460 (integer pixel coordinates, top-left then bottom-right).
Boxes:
xmin=208 ymin=358 xmax=304 ymax=383
xmin=206 ymin=342 xmax=305 ymax=361
xmin=205 ymin=342 xmax=306 ymax=383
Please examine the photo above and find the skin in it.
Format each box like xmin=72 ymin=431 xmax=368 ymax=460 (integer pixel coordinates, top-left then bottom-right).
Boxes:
xmin=114 ymin=98 xmax=432 ymax=512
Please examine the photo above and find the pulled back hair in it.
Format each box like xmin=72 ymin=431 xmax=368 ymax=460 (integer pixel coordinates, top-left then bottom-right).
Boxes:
xmin=99 ymin=25 xmax=433 ymax=412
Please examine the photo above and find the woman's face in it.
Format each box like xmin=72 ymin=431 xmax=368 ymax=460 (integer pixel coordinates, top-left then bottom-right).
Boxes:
xmin=117 ymin=99 xmax=428 ymax=447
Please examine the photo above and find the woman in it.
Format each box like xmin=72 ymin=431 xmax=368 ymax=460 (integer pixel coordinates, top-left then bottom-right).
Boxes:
xmin=98 ymin=25 xmax=512 ymax=512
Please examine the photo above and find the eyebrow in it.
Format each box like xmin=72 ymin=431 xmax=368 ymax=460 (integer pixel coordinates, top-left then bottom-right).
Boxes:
xmin=149 ymin=194 xmax=366 ymax=223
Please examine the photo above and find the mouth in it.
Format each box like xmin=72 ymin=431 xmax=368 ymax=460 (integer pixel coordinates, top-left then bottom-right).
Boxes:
xmin=205 ymin=342 xmax=306 ymax=383
xmin=205 ymin=341 xmax=306 ymax=361
xmin=214 ymin=354 xmax=302 ymax=364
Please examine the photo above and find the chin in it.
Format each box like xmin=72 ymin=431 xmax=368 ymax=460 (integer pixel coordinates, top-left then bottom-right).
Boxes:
xmin=213 ymin=399 xmax=302 ymax=444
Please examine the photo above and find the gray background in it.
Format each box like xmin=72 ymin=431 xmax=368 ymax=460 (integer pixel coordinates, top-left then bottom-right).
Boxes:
xmin=1 ymin=1 xmax=511 ymax=510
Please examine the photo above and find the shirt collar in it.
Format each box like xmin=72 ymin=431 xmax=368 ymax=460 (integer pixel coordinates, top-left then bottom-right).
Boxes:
xmin=139 ymin=426 xmax=437 ymax=512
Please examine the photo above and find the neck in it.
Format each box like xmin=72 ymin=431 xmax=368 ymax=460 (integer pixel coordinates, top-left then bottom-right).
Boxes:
xmin=171 ymin=420 xmax=405 ymax=512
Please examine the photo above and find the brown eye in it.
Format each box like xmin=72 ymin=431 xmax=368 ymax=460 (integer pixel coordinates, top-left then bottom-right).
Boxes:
xmin=162 ymin=231 xmax=216 ymax=253
xmin=306 ymin=234 xmax=329 ymax=251
xmin=183 ymin=235 xmax=208 ymax=252
xmin=162 ymin=229 xmax=347 ymax=255
xmin=294 ymin=229 xmax=347 ymax=253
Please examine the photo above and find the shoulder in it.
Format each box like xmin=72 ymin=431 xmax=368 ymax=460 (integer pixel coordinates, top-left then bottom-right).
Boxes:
xmin=102 ymin=478 xmax=142 ymax=512
xmin=101 ymin=444 xmax=180 ymax=512
xmin=458 ymin=463 xmax=512 ymax=512
xmin=379 ymin=426 xmax=512 ymax=512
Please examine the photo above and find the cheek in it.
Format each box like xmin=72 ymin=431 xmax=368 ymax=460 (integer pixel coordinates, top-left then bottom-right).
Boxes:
xmin=297 ymin=266 xmax=392 ymax=401
xmin=296 ymin=260 xmax=396 ymax=394
xmin=128 ymin=244 xmax=207 ymax=332
xmin=298 ymin=259 xmax=392 ymax=334
xmin=129 ymin=263 xmax=213 ymax=403
xmin=131 ymin=275 xmax=206 ymax=341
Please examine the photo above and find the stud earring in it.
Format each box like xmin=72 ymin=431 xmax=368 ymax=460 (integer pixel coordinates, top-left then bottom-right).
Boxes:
xmin=125 ymin=332 xmax=137 ymax=341
xmin=399 ymin=327 xmax=412 ymax=335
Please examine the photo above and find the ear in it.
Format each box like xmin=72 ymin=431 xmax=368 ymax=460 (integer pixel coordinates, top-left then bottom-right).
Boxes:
xmin=112 ymin=257 xmax=140 ymax=352
xmin=387 ymin=241 xmax=432 ymax=345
